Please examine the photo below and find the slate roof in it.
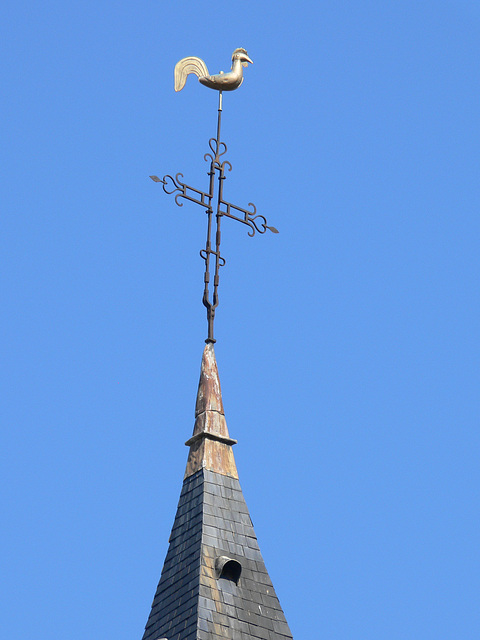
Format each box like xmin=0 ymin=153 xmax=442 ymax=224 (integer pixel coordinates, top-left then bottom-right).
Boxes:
xmin=141 ymin=345 xmax=293 ymax=640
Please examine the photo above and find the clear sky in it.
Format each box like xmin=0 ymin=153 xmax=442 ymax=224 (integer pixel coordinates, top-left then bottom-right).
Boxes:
xmin=2 ymin=1 xmax=479 ymax=638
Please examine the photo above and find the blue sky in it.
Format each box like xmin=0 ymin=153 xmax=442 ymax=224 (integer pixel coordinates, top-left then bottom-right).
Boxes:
xmin=2 ymin=1 xmax=479 ymax=638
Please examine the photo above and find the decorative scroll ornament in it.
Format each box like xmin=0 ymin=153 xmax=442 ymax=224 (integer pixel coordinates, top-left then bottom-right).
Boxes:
xmin=150 ymin=49 xmax=278 ymax=344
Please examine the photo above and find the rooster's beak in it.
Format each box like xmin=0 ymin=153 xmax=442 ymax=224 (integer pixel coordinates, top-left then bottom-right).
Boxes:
xmin=245 ymin=56 xmax=253 ymax=65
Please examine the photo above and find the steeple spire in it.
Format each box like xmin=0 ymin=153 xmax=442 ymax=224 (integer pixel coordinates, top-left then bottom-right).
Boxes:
xmin=185 ymin=343 xmax=238 ymax=479
xmin=141 ymin=345 xmax=293 ymax=640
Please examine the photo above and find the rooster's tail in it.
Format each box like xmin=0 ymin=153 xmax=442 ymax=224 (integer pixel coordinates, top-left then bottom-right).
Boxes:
xmin=174 ymin=56 xmax=209 ymax=92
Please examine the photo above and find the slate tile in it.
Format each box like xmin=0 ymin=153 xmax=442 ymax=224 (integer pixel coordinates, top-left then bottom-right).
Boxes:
xmin=243 ymin=545 xmax=263 ymax=561
xmin=222 ymin=590 xmax=235 ymax=605
xmin=202 ymin=534 xmax=219 ymax=548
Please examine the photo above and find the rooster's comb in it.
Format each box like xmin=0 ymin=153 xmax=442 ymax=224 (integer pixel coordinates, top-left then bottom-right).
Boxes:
xmin=232 ymin=47 xmax=249 ymax=57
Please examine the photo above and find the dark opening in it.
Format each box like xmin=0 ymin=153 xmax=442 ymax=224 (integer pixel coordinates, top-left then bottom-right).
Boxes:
xmin=215 ymin=555 xmax=242 ymax=585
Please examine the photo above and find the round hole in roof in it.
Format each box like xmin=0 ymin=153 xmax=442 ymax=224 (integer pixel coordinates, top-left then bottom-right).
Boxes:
xmin=215 ymin=555 xmax=242 ymax=585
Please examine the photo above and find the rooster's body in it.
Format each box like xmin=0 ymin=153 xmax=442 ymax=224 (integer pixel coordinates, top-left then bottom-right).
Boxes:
xmin=174 ymin=48 xmax=253 ymax=93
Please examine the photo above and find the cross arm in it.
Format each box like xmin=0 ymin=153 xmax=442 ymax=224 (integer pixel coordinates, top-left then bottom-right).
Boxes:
xmin=150 ymin=174 xmax=211 ymax=210
xmin=218 ymin=198 xmax=278 ymax=237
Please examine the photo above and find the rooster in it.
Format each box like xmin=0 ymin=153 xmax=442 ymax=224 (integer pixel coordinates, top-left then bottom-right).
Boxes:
xmin=174 ymin=48 xmax=253 ymax=92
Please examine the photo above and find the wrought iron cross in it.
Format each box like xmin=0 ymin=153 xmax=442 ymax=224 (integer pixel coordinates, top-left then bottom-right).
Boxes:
xmin=150 ymin=52 xmax=277 ymax=344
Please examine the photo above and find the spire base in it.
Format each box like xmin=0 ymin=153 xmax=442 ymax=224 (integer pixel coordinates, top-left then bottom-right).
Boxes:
xmin=184 ymin=437 xmax=238 ymax=479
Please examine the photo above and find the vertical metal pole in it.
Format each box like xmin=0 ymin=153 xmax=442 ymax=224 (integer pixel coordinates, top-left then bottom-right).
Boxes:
xmin=216 ymin=91 xmax=223 ymax=149
xmin=205 ymin=91 xmax=223 ymax=344
xmin=202 ymin=168 xmax=214 ymax=335
xmin=209 ymin=92 xmax=225 ymax=343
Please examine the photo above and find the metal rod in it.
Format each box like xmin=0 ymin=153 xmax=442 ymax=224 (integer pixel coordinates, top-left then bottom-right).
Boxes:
xmin=216 ymin=91 xmax=223 ymax=156
xmin=205 ymin=91 xmax=224 ymax=343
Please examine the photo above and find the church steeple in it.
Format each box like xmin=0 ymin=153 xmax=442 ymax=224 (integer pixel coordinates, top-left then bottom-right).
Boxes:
xmin=145 ymin=48 xmax=290 ymax=640
xmin=141 ymin=344 xmax=293 ymax=640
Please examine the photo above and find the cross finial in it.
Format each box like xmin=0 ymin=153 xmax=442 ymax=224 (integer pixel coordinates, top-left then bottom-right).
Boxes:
xmin=150 ymin=51 xmax=278 ymax=343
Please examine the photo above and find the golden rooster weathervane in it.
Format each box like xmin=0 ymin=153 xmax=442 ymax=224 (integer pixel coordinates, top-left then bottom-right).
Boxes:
xmin=150 ymin=48 xmax=277 ymax=344
xmin=174 ymin=47 xmax=253 ymax=92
